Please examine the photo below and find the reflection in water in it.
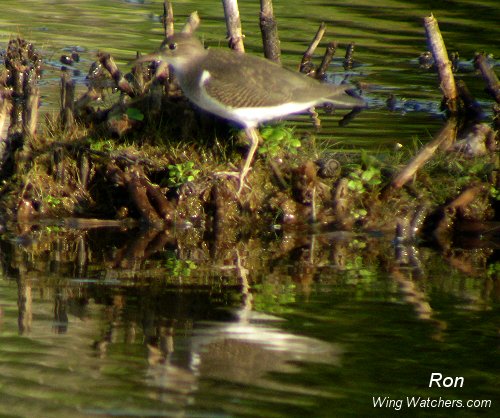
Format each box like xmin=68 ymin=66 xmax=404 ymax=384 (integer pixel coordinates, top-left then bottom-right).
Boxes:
xmin=145 ymin=310 xmax=342 ymax=409
xmin=190 ymin=313 xmax=341 ymax=387
xmin=0 ymin=223 xmax=497 ymax=417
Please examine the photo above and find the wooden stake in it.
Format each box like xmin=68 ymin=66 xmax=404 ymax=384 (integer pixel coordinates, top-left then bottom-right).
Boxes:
xmin=423 ymin=14 xmax=458 ymax=112
xmin=343 ymin=43 xmax=355 ymax=70
xmin=0 ymin=92 xmax=11 ymax=141
xmin=60 ymin=71 xmax=75 ymax=130
xmin=259 ymin=0 xmax=280 ymax=64
xmin=222 ymin=0 xmax=245 ymax=53
xmin=182 ymin=11 xmax=200 ymax=35
xmin=23 ymin=83 xmax=39 ymax=138
xmin=163 ymin=1 xmax=174 ymax=38
xmin=316 ymin=41 xmax=337 ymax=80
xmin=97 ymin=52 xmax=135 ymax=97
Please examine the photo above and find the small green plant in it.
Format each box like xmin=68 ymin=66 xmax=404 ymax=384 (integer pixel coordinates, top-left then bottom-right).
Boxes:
xmin=126 ymin=107 xmax=144 ymax=121
xmin=487 ymin=262 xmax=499 ymax=279
xmin=347 ymin=165 xmax=382 ymax=194
xmin=164 ymin=253 xmax=197 ymax=278
xmin=167 ymin=161 xmax=200 ymax=188
xmin=44 ymin=225 xmax=62 ymax=233
xmin=90 ymin=139 xmax=114 ymax=152
xmin=343 ymin=254 xmax=377 ymax=283
xmin=351 ymin=207 xmax=368 ymax=220
xmin=258 ymin=125 xmax=301 ymax=157
xmin=346 ymin=151 xmax=382 ymax=194
xmin=490 ymin=186 xmax=500 ymax=201
xmin=45 ymin=195 xmax=62 ymax=208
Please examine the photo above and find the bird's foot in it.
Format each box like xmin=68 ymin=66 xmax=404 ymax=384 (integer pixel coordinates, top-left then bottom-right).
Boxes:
xmin=213 ymin=170 xmax=250 ymax=196
xmin=237 ymin=167 xmax=252 ymax=196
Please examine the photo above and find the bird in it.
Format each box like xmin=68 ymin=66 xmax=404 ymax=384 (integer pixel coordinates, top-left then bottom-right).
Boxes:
xmin=138 ymin=32 xmax=363 ymax=193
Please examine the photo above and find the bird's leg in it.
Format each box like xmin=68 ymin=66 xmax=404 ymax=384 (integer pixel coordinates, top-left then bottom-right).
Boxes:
xmin=238 ymin=127 xmax=260 ymax=194
xmin=213 ymin=127 xmax=260 ymax=195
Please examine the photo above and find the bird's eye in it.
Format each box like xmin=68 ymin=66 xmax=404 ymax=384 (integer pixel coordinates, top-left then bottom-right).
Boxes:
xmin=168 ymin=42 xmax=177 ymax=51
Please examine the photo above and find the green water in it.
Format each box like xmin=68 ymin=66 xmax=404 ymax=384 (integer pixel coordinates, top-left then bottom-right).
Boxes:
xmin=0 ymin=0 xmax=499 ymax=417
xmin=0 ymin=227 xmax=498 ymax=417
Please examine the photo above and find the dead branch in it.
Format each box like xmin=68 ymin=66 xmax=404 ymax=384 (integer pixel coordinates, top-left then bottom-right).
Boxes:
xmin=97 ymin=52 xmax=135 ymax=97
xmin=423 ymin=14 xmax=458 ymax=112
xmin=474 ymin=53 xmax=500 ymax=103
xmin=390 ymin=118 xmax=458 ymax=189
xmin=300 ymin=22 xmax=326 ymax=75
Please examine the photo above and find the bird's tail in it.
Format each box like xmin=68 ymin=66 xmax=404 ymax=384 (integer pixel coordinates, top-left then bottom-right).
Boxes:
xmin=324 ymin=85 xmax=365 ymax=109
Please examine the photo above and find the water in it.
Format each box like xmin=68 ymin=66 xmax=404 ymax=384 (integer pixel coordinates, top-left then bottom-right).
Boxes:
xmin=0 ymin=1 xmax=499 ymax=417
xmin=0 ymin=226 xmax=498 ymax=417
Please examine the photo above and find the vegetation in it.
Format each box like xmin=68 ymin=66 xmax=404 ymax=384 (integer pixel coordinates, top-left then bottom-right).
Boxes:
xmin=0 ymin=35 xmax=496 ymax=256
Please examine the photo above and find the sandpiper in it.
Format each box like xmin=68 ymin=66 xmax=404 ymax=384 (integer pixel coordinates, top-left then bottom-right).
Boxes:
xmin=139 ymin=33 xmax=363 ymax=192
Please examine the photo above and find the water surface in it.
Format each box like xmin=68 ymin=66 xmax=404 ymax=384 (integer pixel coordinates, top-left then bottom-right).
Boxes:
xmin=0 ymin=226 xmax=498 ymax=417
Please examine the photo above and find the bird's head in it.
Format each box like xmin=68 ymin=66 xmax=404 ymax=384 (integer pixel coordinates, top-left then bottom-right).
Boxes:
xmin=136 ymin=33 xmax=206 ymax=71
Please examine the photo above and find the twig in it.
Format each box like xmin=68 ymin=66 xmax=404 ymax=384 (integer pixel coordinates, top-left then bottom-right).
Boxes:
xmin=456 ymin=80 xmax=483 ymax=119
xmin=97 ymin=52 xmax=135 ymax=97
xmin=106 ymin=163 xmax=173 ymax=227
xmin=390 ymin=118 xmax=458 ymax=189
xmin=316 ymin=41 xmax=337 ymax=80
xmin=300 ymin=22 xmax=326 ymax=74
xmin=474 ymin=53 xmax=500 ymax=103
xmin=446 ymin=184 xmax=485 ymax=212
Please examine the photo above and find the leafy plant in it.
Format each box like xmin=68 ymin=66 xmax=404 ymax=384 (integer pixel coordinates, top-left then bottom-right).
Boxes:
xmin=346 ymin=151 xmax=383 ymax=194
xmin=164 ymin=253 xmax=197 ymax=278
xmin=490 ymin=186 xmax=500 ymax=201
xmin=167 ymin=161 xmax=200 ymax=188
xmin=347 ymin=165 xmax=382 ymax=194
xmin=45 ymin=195 xmax=62 ymax=208
xmin=487 ymin=262 xmax=499 ymax=279
xmin=258 ymin=125 xmax=301 ymax=157
xmin=126 ymin=107 xmax=144 ymax=121
xmin=90 ymin=139 xmax=114 ymax=152
xmin=252 ymin=282 xmax=296 ymax=314
xmin=351 ymin=208 xmax=368 ymax=220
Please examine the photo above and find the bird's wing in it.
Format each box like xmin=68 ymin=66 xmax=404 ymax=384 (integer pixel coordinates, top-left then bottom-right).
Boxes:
xmin=201 ymin=50 xmax=300 ymax=108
